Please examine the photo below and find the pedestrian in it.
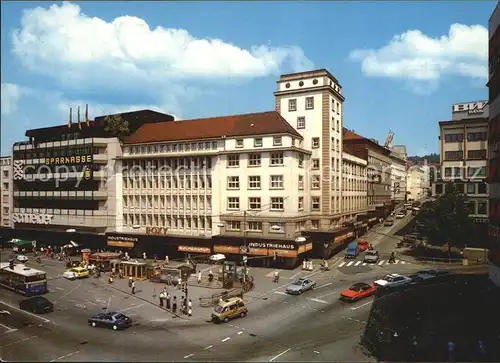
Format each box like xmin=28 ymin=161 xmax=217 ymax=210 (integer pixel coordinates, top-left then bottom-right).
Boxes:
xmin=166 ymin=292 xmax=171 ymax=310
xmin=131 ymin=281 xmax=136 ymax=295
xmin=197 ymin=270 xmax=202 ymax=284
xmin=128 ymin=276 xmax=133 ymax=288
xmin=181 ymin=296 xmax=185 ymax=313
xmin=177 ymin=276 xmax=182 ymax=289
xmin=447 ymin=341 xmax=455 ymax=362
xmin=172 ymin=296 xmax=177 ymax=313
xmin=273 ymin=270 xmax=279 ymax=283
xmin=159 ymin=291 xmax=165 ymax=308
xmin=478 ymin=340 xmax=486 ymax=361
xmin=143 ymin=252 xmax=147 ymax=260
xmin=187 ymin=299 xmax=192 ymax=317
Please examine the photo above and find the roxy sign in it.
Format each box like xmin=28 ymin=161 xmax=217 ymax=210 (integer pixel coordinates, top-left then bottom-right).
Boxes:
xmin=13 ymin=213 xmax=54 ymax=225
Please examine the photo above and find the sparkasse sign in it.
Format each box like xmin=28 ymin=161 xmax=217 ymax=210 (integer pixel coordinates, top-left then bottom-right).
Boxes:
xmin=45 ymin=155 xmax=93 ymax=165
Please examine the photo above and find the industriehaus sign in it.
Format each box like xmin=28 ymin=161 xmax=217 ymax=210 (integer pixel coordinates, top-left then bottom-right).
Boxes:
xmin=247 ymin=242 xmax=295 ymax=250
xmin=13 ymin=213 xmax=53 ymax=225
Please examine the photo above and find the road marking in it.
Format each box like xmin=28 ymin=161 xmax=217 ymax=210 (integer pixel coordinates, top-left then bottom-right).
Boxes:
xmin=346 ymin=261 xmax=354 ymax=267
xmin=119 ymin=303 xmax=145 ymax=313
xmin=270 ymin=348 xmax=291 ymax=362
xmin=289 ymin=271 xmax=302 ymax=280
xmin=2 ymin=335 xmax=38 ymax=347
xmin=314 ymin=290 xmax=338 ymax=299
xmin=0 ymin=301 xmax=50 ymax=323
xmin=378 ymin=260 xmax=385 ymax=266
xmin=338 ymin=262 xmax=346 ymax=267
xmin=395 ymin=260 xmax=400 ymax=264
xmin=49 ymin=350 xmax=80 ymax=361
xmin=314 ymin=350 xmax=320 ymax=354
xmin=55 ymin=283 xmax=82 ymax=302
xmin=204 ymin=345 xmax=213 ymax=350
xmin=315 ymin=282 xmax=332 ymax=289
xmin=106 ymin=297 xmax=112 ymax=311
xmin=152 ymin=318 xmax=170 ymax=322
xmin=401 ymin=261 xmax=406 ymax=264
xmin=184 ymin=354 xmax=194 ymax=359
xmin=344 ymin=316 xmax=367 ymax=324
xmin=354 ymin=261 xmax=361 ymax=266
xmin=350 ymin=300 xmax=373 ymax=311
xmin=0 ymin=328 xmax=18 ymax=335
xmin=362 ymin=263 xmax=367 ymax=266
xmin=237 ymin=331 xmax=243 ymax=335
xmin=274 ymin=291 xmax=287 ymax=296
xmin=221 ymin=337 xmax=231 ymax=342
xmin=55 ymin=287 xmax=64 ymax=291
xmin=307 ymin=298 xmax=328 ymax=304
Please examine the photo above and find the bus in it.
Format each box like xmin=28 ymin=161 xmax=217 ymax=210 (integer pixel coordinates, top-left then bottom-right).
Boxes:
xmin=0 ymin=262 xmax=48 ymax=296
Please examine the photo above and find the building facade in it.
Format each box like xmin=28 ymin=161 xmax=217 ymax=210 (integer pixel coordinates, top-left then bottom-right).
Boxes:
xmin=434 ymin=101 xmax=489 ymax=223
xmin=341 ymin=151 xmax=368 ymax=215
xmin=7 ymin=109 xmax=173 ymax=247
xmin=487 ymin=0 xmax=500 ymax=288
xmin=0 ymin=156 xmax=13 ymax=227
xmin=407 ymin=165 xmax=426 ymax=201
xmin=389 ymin=147 xmax=407 ymax=203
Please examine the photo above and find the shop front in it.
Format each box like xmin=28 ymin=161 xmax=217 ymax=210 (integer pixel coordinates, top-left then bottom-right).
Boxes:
xmin=308 ymin=227 xmax=354 ymax=260
xmin=212 ymin=237 xmax=312 ymax=269
xmin=367 ymin=210 xmax=379 ymax=227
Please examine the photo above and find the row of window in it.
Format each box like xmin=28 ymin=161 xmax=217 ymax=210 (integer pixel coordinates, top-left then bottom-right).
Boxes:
xmin=444 ymin=149 xmax=487 ymax=161
xmin=14 ymin=180 xmax=100 ymax=192
xmin=22 ymin=164 xmax=105 ymax=175
xmin=225 ymin=220 xmax=285 ymax=233
xmin=123 ymin=214 xmax=212 ymax=231
xmin=123 ymin=195 xmax=211 ymax=210
xmin=434 ymin=182 xmax=488 ymax=195
xmin=124 ymin=175 xmax=212 ymax=190
xmin=228 ymin=152 xmax=286 ymax=167
xmin=227 ymin=197 xmax=287 ymax=211
xmin=288 ymin=97 xmax=341 ymax=115
xmin=14 ymin=200 xmax=101 ymax=210
xmin=443 ymin=166 xmax=486 ymax=178
xmin=14 ymin=147 xmax=104 ymax=160
xmin=444 ymin=132 xmax=488 ymax=143
xmin=126 ymin=141 xmax=218 ymax=155
xmin=123 ymin=157 xmax=213 ymax=171
xmin=227 ymin=175 xmax=284 ymax=190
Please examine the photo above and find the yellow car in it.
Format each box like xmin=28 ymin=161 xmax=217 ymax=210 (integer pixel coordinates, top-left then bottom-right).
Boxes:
xmin=63 ymin=267 xmax=89 ymax=280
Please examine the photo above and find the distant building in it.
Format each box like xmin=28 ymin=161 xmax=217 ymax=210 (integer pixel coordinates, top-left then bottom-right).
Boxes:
xmin=407 ymin=165 xmax=426 ymax=201
xmin=0 ymin=156 xmax=13 ymax=228
xmin=389 ymin=146 xmax=407 ymax=203
xmin=487 ymin=0 xmax=500 ymax=288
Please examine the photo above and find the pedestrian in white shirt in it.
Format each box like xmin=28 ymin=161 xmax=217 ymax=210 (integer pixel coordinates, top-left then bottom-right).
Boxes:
xmin=197 ymin=271 xmax=202 ymax=284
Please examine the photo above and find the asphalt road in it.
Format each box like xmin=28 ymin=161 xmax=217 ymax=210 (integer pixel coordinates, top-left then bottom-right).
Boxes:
xmin=1 ymin=216 xmax=430 ymax=362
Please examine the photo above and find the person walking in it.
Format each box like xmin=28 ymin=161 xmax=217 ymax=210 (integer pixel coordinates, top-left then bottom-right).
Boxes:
xmin=172 ymin=296 xmax=177 ymax=313
xmin=180 ymin=296 xmax=185 ymax=314
xmin=143 ymin=251 xmax=147 ymax=260
xmin=273 ymin=270 xmax=279 ymax=283
xmin=159 ymin=291 xmax=165 ymax=308
xmin=131 ymin=281 xmax=136 ymax=295
xmin=197 ymin=270 xmax=202 ymax=284
xmin=447 ymin=341 xmax=455 ymax=362
xmin=128 ymin=276 xmax=133 ymax=288
xmin=166 ymin=292 xmax=171 ymax=310
xmin=188 ymin=299 xmax=192 ymax=317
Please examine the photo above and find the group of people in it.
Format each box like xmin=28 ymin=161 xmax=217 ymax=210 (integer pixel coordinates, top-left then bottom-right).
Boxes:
xmin=158 ymin=287 xmax=192 ymax=316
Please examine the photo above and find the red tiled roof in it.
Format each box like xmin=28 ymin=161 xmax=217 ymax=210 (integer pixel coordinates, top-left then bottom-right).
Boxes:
xmin=124 ymin=111 xmax=301 ymax=144
xmin=342 ymin=128 xmax=364 ymax=141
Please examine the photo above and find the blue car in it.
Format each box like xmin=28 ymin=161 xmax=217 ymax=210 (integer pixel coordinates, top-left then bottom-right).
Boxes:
xmin=88 ymin=312 xmax=132 ymax=331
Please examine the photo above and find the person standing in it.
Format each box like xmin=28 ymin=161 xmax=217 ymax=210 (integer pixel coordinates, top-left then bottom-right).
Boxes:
xmin=166 ymin=292 xmax=171 ymax=310
xmin=172 ymin=296 xmax=177 ymax=313
xmin=197 ymin=270 xmax=202 ymax=284
xmin=188 ymin=299 xmax=192 ymax=317
xmin=159 ymin=291 xmax=165 ymax=308
xmin=447 ymin=341 xmax=455 ymax=362
xmin=128 ymin=277 xmax=133 ymax=288
xmin=131 ymin=281 xmax=136 ymax=295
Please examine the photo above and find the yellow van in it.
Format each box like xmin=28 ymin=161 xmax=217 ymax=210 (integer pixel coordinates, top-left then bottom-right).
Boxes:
xmin=211 ymin=297 xmax=248 ymax=323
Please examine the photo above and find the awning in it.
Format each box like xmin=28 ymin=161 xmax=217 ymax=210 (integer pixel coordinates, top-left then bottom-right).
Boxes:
xmin=9 ymin=239 xmax=33 ymax=247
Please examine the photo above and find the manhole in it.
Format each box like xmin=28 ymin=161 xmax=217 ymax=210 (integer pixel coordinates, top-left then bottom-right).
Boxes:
xmin=80 ymin=341 xmax=88 ymax=345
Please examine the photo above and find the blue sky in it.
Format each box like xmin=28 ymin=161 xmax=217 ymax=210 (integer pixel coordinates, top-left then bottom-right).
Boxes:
xmin=0 ymin=1 xmax=495 ymax=156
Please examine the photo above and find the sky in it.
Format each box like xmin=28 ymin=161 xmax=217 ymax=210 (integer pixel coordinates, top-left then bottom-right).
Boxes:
xmin=0 ymin=1 xmax=495 ymax=156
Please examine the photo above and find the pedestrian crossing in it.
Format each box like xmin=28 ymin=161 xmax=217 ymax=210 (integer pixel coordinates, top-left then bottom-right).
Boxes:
xmin=337 ymin=259 xmax=410 ymax=268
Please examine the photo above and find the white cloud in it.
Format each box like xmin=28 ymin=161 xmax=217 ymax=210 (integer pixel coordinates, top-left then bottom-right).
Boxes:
xmin=11 ymin=2 xmax=313 ymax=93
xmin=1 ymin=83 xmax=22 ymax=116
xmin=349 ymin=23 xmax=488 ymax=82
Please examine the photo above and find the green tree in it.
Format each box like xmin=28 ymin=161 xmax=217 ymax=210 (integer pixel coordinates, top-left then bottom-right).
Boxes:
xmin=418 ymin=189 xmax=474 ymax=255
xmin=103 ymin=114 xmax=130 ymax=143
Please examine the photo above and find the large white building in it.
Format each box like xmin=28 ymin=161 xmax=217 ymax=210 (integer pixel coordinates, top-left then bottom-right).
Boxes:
xmin=0 ymin=156 xmax=13 ymax=228
xmin=389 ymin=147 xmax=407 ymax=203
xmin=341 ymin=151 xmax=368 ymax=215
xmin=407 ymin=165 xmax=426 ymax=201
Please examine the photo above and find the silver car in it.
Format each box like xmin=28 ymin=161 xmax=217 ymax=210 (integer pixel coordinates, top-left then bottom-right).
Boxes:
xmin=286 ymin=278 xmax=316 ymax=295
xmin=364 ymin=250 xmax=380 ymax=263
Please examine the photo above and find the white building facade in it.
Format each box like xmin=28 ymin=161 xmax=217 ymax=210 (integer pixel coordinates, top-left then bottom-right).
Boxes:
xmin=389 ymin=150 xmax=407 ymax=203
xmin=341 ymin=151 xmax=368 ymax=214
xmin=0 ymin=156 xmax=13 ymax=227
xmin=407 ymin=166 xmax=426 ymax=201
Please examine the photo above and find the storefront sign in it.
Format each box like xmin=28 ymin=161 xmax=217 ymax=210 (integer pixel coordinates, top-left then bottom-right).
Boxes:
xmin=146 ymin=227 xmax=169 ymax=236
xmin=214 ymin=245 xmax=241 ymax=254
xmin=248 ymin=248 xmax=268 ymax=256
xmin=247 ymin=242 xmax=295 ymax=250
xmin=13 ymin=213 xmax=53 ymax=225
xmin=107 ymin=235 xmax=138 ymax=248
xmin=297 ymin=243 xmax=313 ymax=254
xmin=178 ymin=245 xmax=211 ymax=254
xmin=268 ymin=249 xmax=298 ymax=258
xmin=334 ymin=232 xmax=354 ymax=244
xmin=452 ymin=101 xmax=487 ymax=115
xmin=45 ymin=155 xmax=93 ymax=165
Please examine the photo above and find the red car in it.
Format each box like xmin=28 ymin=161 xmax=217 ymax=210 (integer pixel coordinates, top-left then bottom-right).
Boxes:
xmin=358 ymin=240 xmax=369 ymax=252
xmin=339 ymin=282 xmax=376 ymax=302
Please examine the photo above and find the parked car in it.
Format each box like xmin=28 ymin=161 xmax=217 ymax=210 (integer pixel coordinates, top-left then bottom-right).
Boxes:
xmin=374 ymin=274 xmax=412 ymax=289
xmin=358 ymin=240 xmax=369 ymax=252
xmin=416 ymin=269 xmax=453 ymax=281
xmin=16 ymin=255 xmax=28 ymax=262
xmin=345 ymin=242 xmax=359 ymax=259
xmin=395 ymin=213 xmax=406 ymax=219
xmin=63 ymin=266 xmax=89 ymax=280
xmin=286 ymin=278 xmax=316 ymax=295
xmin=19 ymin=296 xmax=54 ymax=314
xmin=364 ymin=250 xmax=380 ymax=263
xmin=211 ymin=297 xmax=247 ymax=323
xmin=408 ymin=273 xmax=424 ymax=284
xmin=339 ymin=282 xmax=376 ymax=302
xmin=384 ymin=219 xmax=394 ymax=226
xmin=88 ymin=312 xmax=132 ymax=331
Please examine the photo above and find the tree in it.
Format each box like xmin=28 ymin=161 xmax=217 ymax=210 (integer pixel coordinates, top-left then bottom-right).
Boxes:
xmin=418 ymin=189 xmax=474 ymax=255
xmin=103 ymin=114 xmax=130 ymax=143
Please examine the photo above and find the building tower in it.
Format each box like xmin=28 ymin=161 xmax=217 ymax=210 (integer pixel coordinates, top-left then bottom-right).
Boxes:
xmin=275 ymin=69 xmax=345 ymax=229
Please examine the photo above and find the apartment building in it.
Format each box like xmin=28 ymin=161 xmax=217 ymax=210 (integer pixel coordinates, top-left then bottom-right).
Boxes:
xmin=117 ymin=111 xmax=315 ymax=266
xmin=407 ymin=165 xmax=426 ymax=201
xmin=341 ymin=151 xmax=368 ymax=215
xmin=5 ymin=109 xmax=173 ymax=248
xmin=343 ymin=129 xmax=393 ymax=217
xmin=0 ymin=156 xmax=13 ymax=227
xmin=389 ymin=147 xmax=407 ymax=203
xmin=487 ymin=0 xmax=500 ymax=288
xmin=434 ymin=101 xmax=489 ymax=223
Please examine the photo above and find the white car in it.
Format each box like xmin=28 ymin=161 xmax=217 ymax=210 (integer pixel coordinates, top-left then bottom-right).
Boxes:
xmin=374 ymin=274 xmax=412 ymax=289
xmin=395 ymin=213 xmax=406 ymax=219
xmin=16 ymin=255 xmax=28 ymax=262
xmin=62 ymin=270 xmax=78 ymax=280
